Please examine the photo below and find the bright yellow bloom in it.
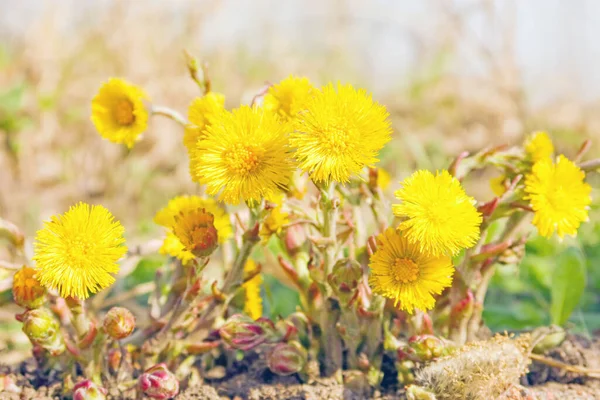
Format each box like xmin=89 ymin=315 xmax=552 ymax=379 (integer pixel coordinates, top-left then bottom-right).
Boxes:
xmin=290 ymin=83 xmax=392 ymax=183
xmin=525 ymin=131 xmax=554 ymax=163
xmin=263 ymin=75 xmax=315 ymax=122
xmin=91 ymin=78 xmax=148 ymax=148
xmin=260 ymin=207 xmax=290 ymax=244
xmin=525 ymin=155 xmax=591 ymax=238
xmin=33 ymin=203 xmax=127 ymax=299
xmin=13 ymin=266 xmax=46 ymax=309
xmin=369 ymin=228 xmax=454 ymax=313
xmin=490 ymin=175 xmax=506 ymax=197
xmin=194 ymin=106 xmax=294 ymax=204
xmin=184 ymin=93 xmax=226 ymax=183
xmin=159 ymin=232 xmax=195 ymax=265
xmin=393 ymin=170 xmax=482 ymax=257
xmin=171 ymin=208 xmax=218 ymax=258
xmin=243 ymin=259 xmax=263 ymax=319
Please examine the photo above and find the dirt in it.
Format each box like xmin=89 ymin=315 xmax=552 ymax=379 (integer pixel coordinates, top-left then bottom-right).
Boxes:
xmin=3 ymin=334 xmax=600 ymax=400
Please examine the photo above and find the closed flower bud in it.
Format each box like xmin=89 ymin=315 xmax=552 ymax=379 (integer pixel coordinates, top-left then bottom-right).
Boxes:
xmin=72 ymin=380 xmax=107 ymax=400
xmin=219 ymin=314 xmax=278 ymax=351
xmin=286 ymin=312 xmax=310 ymax=346
xmin=138 ymin=363 xmax=179 ymax=399
xmin=328 ymin=258 xmax=362 ymax=304
xmin=22 ymin=308 xmax=64 ymax=355
xmin=107 ymin=349 xmax=122 ymax=374
xmin=12 ymin=266 xmax=46 ymax=309
xmin=103 ymin=307 xmax=136 ymax=340
xmin=172 ymin=208 xmax=219 ymax=258
xmin=267 ymin=341 xmax=307 ymax=376
xmin=404 ymin=335 xmax=450 ymax=362
xmin=283 ymin=224 xmax=307 ymax=255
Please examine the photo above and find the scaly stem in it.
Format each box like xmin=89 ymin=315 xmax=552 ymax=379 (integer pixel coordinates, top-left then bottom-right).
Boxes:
xmin=320 ymin=184 xmax=338 ymax=279
xmin=151 ymin=106 xmax=188 ymax=126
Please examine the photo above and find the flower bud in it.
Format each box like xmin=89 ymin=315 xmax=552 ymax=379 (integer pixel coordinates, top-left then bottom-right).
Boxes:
xmin=283 ymin=224 xmax=307 ymax=255
xmin=172 ymin=208 xmax=218 ymax=258
xmin=219 ymin=314 xmax=278 ymax=351
xmin=328 ymin=258 xmax=362 ymax=304
xmin=103 ymin=307 xmax=136 ymax=340
xmin=267 ymin=341 xmax=307 ymax=376
xmin=12 ymin=266 xmax=46 ymax=309
xmin=107 ymin=348 xmax=122 ymax=374
xmin=138 ymin=363 xmax=179 ymax=399
xmin=22 ymin=308 xmax=65 ymax=356
xmin=403 ymin=335 xmax=450 ymax=362
xmin=72 ymin=380 xmax=107 ymax=400
xmin=286 ymin=312 xmax=310 ymax=346
xmin=405 ymin=384 xmax=437 ymax=400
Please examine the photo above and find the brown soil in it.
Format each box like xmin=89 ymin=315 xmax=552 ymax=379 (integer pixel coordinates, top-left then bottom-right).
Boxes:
xmin=3 ymin=335 xmax=600 ymax=399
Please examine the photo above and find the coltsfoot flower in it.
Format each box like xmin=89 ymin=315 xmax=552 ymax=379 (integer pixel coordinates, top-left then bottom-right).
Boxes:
xmin=368 ymin=228 xmax=454 ymax=314
xmin=263 ymin=75 xmax=315 ymax=122
xmin=194 ymin=106 xmax=295 ymax=204
xmin=393 ymin=170 xmax=482 ymax=257
xmin=290 ymin=83 xmax=392 ymax=183
xmin=259 ymin=207 xmax=289 ymax=244
xmin=72 ymin=380 xmax=107 ymax=400
xmin=184 ymin=92 xmax=226 ymax=182
xmin=138 ymin=363 xmax=179 ymax=399
xmin=12 ymin=266 xmax=46 ymax=309
xmin=103 ymin=307 xmax=136 ymax=340
xmin=33 ymin=203 xmax=127 ymax=299
xmin=22 ymin=308 xmax=65 ymax=355
xmin=91 ymin=78 xmax=148 ymax=148
xmin=171 ymin=208 xmax=218 ymax=258
xmin=243 ymin=259 xmax=263 ymax=320
xmin=155 ymin=196 xmax=232 ymax=262
xmin=524 ymin=131 xmax=554 ymax=163
xmin=525 ymin=155 xmax=591 ymax=238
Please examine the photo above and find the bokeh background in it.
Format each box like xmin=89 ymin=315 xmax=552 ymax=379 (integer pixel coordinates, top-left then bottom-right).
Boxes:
xmin=1 ymin=0 xmax=600 ymax=359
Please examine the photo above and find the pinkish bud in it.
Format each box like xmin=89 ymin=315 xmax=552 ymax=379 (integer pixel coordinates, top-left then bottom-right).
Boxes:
xmin=138 ymin=363 xmax=179 ymax=399
xmin=219 ymin=314 xmax=278 ymax=351
xmin=107 ymin=349 xmax=122 ymax=374
xmin=283 ymin=224 xmax=307 ymax=255
xmin=328 ymin=258 xmax=362 ymax=304
xmin=267 ymin=341 xmax=307 ymax=376
xmin=103 ymin=307 xmax=136 ymax=340
xmin=73 ymin=380 xmax=107 ymax=400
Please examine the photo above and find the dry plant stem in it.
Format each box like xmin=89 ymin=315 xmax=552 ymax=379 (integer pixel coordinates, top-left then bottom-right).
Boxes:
xmin=579 ymin=158 xmax=600 ymax=172
xmin=529 ymin=353 xmax=600 ymax=378
xmin=151 ymin=106 xmax=188 ymax=126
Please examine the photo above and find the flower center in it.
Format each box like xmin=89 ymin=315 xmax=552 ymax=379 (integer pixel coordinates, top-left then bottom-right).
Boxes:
xmin=114 ymin=99 xmax=135 ymax=126
xmin=66 ymin=237 xmax=94 ymax=269
xmin=392 ymin=258 xmax=419 ymax=283
xmin=545 ymin=186 xmax=568 ymax=213
xmin=319 ymin=125 xmax=350 ymax=154
xmin=223 ymin=143 xmax=261 ymax=176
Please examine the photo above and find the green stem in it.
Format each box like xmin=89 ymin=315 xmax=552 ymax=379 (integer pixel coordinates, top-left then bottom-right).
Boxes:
xmin=151 ymin=106 xmax=188 ymax=126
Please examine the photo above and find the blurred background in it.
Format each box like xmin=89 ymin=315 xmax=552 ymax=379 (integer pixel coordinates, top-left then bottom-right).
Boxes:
xmin=1 ymin=0 xmax=599 ymax=354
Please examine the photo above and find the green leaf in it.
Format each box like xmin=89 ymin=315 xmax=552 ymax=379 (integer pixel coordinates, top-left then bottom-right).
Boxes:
xmin=550 ymin=247 xmax=587 ymax=325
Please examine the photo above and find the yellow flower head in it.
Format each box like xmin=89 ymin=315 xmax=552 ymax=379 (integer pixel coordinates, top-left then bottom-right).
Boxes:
xmin=243 ymin=259 xmax=263 ymax=320
xmin=525 ymin=131 xmax=554 ymax=163
xmin=525 ymin=155 xmax=591 ymax=238
xmin=91 ymin=78 xmax=148 ymax=148
xmin=13 ymin=266 xmax=46 ymax=309
xmin=159 ymin=232 xmax=195 ymax=265
xmin=171 ymin=208 xmax=219 ymax=258
xmin=369 ymin=228 xmax=454 ymax=313
xmin=194 ymin=106 xmax=295 ymax=204
xmin=490 ymin=175 xmax=507 ymax=197
xmin=33 ymin=203 xmax=127 ymax=299
xmin=184 ymin=93 xmax=226 ymax=182
xmin=290 ymin=83 xmax=392 ymax=183
xmin=263 ymin=75 xmax=315 ymax=122
xmin=393 ymin=170 xmax=482 ymax=257
xmin=260 ymin=207 xmax=290 ymax=244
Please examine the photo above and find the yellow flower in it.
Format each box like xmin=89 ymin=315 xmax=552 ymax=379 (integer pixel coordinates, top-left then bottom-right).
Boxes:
xmin=33 ymin=203 xmax=127 ymax=299
xmin=171 ymin=208 xmax=218 ymax=258
xmin=263 ymin=75 xmax=315 ymax=122
xmin=393 ymin=170 xmax=482 ymax=257
xmin=91 ymin=78 xmax=148 ymax=148
xmin=155 ymin=196 xmax=232 ymax=243
xmin=184 ymin=93 xmax=226 ymax=183
xmin=194 ymin=106 xmax=295 ymax=204
xmin=490 ymin=175 xmax=506 ymax=197
xmin=260 ymin=207 xmax=290 ymax=244
xmin=369 ymin=228 xmax=454 ymax=314
xmin=243 ymin=259 xmax=263 ymax=319
xmin=13 ymin=266 xmax=46 ymax=309
xmin=525 ymin=131 xmax=554 ymax=163
xmin=525 ymin=155 xmax=591 ymax=238
xmin=290 ymin=83 xmax=392 ymax=183
xmin=159 ymin=232 xmax=195 ymax=265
